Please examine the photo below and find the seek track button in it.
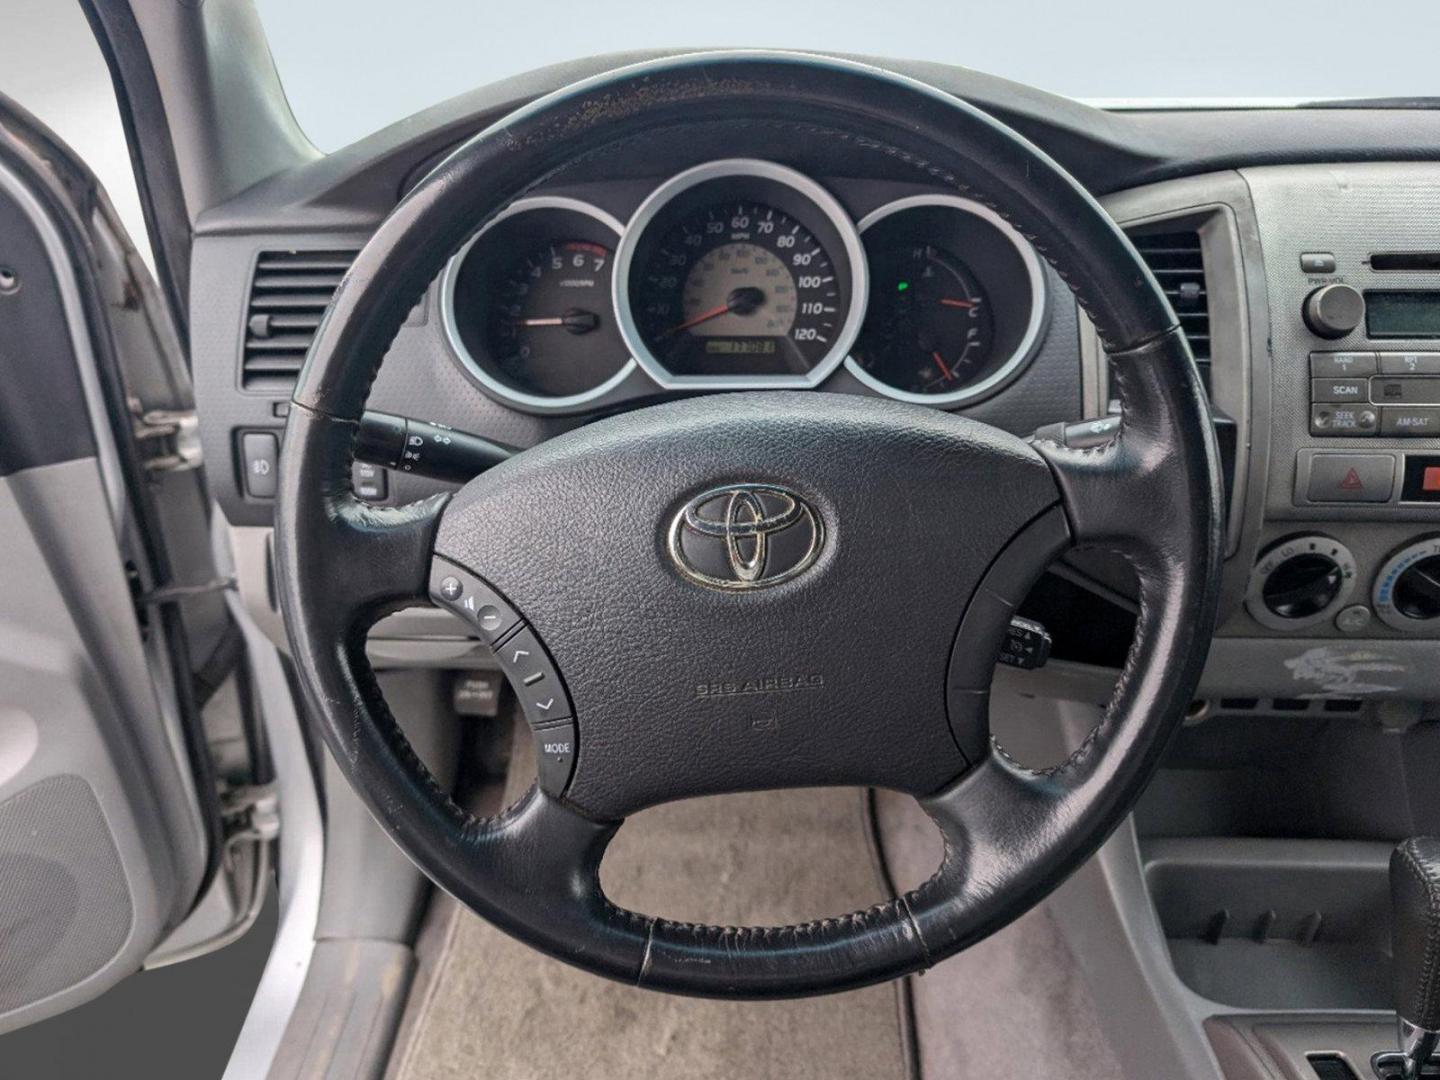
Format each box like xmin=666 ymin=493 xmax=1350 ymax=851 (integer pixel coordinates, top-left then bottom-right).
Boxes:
xmin=496 ymin=627 xmax=573 ymax=728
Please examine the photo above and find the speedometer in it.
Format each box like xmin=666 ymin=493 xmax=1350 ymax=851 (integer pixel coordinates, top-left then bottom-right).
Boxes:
xmin=634 ymin=204 xmax=837 ymax=376
xmin=615 ymin=160 xmax=867 ymax=388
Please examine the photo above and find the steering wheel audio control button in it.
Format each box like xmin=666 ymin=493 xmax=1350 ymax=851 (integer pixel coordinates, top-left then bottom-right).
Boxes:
xmin=533 ymin=719 xmax=577 ymax=795
xmin=496 ymin=626 xmax=574 ymax=728
xmin=427 ymin=560 xmax=521 ymax=644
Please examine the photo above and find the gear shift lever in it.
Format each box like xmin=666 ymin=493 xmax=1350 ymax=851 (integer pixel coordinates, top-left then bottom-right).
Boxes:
xmin=1375 ymin=839 xmax=1440 ymax=1079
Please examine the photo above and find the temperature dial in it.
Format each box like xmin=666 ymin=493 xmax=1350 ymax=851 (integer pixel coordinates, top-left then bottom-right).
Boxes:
xmin=1246 ymin=534 xmax=1357 ymax=630
xmin=1374 ymin=537 xmax=1440 ymax=631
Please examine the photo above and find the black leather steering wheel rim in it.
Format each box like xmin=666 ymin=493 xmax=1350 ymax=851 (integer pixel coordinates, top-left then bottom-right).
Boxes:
xmin=274 ymin=51 xmax=1223 ymax=999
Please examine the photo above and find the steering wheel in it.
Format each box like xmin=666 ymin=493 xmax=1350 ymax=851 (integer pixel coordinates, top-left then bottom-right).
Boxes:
xmin=274 ymin=51 xmax=1222 ymax=999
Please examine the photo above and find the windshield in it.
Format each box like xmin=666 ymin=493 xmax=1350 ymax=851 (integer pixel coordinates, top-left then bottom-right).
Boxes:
xmin=257 ymin=0 xmax=1436 ymax=153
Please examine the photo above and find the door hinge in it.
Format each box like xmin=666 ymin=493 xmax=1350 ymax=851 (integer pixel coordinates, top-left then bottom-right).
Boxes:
xmin=129 ymin=397 xmax=203 ymax=473
xmin=221 ymin=784 xmax=280 ymax=855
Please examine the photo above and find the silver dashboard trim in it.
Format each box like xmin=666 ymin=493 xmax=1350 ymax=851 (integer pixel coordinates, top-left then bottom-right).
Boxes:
xmin=219 ymin=518 xmax=324 ymax=1080
xmin=439 ymin=195 xmax=636 ymax=413
xmin=844 ymin=194 xmax=1048 ymax=407
xmin=612 ymin=158 xmax=869 ymax=391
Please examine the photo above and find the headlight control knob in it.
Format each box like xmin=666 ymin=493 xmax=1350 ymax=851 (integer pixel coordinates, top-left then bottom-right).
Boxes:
xmin=1374 ymin=537 xmax=1440 ymax=632
xmin=1303 ymin=283 xmax=1365 ymax=339
xmin=1246 ymin=534 xmax=1357 ymax=630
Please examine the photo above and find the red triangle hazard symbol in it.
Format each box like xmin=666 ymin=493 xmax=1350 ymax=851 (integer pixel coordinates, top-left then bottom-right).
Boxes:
xmin=1339 ymin=468 xmax=1364 ymax=491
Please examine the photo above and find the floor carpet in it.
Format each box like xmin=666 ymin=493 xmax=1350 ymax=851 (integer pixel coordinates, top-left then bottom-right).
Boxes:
xmin=387 ymin=727 xmax=914 ymax=1080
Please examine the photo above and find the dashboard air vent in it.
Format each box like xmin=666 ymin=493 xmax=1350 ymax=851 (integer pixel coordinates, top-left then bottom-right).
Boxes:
xmin=1129 ymin=230 xmax=1211 ymax=396
xmin=240 ymin=250 xmax=356 ymax=393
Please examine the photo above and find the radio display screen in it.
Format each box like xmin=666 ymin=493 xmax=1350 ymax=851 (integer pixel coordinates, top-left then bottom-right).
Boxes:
xmin=1367 ymin=291 xmax=1440 ymax=339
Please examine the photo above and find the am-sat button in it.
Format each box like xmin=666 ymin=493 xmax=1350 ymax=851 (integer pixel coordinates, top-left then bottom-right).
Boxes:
xmin=1381 ymin=407 xmax=1440 ymax=436
xmin=1305 ymin=453 xmax=1395 ymax=503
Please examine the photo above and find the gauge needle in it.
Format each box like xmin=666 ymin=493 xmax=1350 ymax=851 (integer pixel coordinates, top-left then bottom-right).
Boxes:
xmin=931 ymin=351 xmax=955 ymax=381
xmin=660 ymin=286 xmax=766 ymax=337
xmin=513 ymin=308 xmax=600 ymax=335
xmin=939 ymin=298 xmax=977 ymax=309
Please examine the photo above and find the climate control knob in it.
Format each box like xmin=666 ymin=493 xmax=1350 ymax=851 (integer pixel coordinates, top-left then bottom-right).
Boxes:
xmin=1374 ymin=537 xmax=1440 ymax=631
xmin=1303 ymin=283 xmax=1365 ymax=339
xmin=1246 ymin=534 xmax=1357 ymax=630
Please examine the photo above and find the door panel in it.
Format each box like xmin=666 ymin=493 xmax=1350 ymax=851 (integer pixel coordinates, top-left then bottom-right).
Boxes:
xmin=0 ymin=110 xmax=214 ymax=1031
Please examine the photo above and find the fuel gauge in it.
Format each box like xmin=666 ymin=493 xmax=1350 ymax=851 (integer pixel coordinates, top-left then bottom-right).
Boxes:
xmin=848 ymin=195 xmax=1047 ymax=407
xmin=852 ymin=242 xmax=995 ymax=396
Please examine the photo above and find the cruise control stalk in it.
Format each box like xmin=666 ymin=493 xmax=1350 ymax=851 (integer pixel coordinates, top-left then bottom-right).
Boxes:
xmin=355 ymin=410 xmax=515 ymax=484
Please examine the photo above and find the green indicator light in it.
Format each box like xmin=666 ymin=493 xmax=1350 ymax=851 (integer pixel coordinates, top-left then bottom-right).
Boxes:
xmin=896 ymin=281 xmax=909 ymax=292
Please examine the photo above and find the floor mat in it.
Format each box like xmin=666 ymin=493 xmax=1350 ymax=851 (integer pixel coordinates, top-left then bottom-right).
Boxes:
xmin=388 ymin=729 xmax=913 ymax=1080
xmin=875 ymin=789 xmax=1127 ymax=1080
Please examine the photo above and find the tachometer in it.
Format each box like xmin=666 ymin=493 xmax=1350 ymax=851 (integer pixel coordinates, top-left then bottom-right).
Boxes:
xmin=615 ymin=160 xmax=866 ymax=388
xmin=443 ymin=197 xmax=633 ymax=410
xmin=486 ymin=238 xmax=614 ymax=396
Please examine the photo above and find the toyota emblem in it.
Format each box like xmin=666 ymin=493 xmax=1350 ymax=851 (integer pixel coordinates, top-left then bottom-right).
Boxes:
xmin=667 ymin=484 xmax=824 ymax=590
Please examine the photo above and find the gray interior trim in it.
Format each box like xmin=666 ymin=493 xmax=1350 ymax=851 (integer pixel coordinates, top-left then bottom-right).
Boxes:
xmin=117 ymin=0 xmax=318 ymax=223
xmin=1100 ymin=173 xmax=1268 ymax=568
xmin=316 ymin=668 xmax=457 ymax=943
xmin=0 ymin=461 xmax=205 ymax=1030
xmin=987 ymin=677 xmax=1227 ymax=1079
xmin=0 ymin=159 xmax=126 ymax=530
xmin=1077 ymin=308 xmax=1107 ymax=419
xmin=1207 ymin=1015 xmax=1396 ymax=1079
xmin=267 ymin=940 xmax=414 ymax=1080
xmin=219 ymin=522 xmax=324 ymax=1080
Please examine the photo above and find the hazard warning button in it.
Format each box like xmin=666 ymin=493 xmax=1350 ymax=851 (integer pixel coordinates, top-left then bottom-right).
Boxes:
xmin=1304 ymin=452 xmax=1396 ymax=504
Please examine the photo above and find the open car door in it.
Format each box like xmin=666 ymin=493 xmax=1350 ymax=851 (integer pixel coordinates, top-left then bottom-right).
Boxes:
xmin=0 ymin=95 xmax=264 ymax=1032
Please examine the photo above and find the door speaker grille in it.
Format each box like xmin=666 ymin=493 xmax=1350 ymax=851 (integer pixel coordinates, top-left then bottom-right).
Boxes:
xmin=0 ymin=774 xmax=132 ymax=1015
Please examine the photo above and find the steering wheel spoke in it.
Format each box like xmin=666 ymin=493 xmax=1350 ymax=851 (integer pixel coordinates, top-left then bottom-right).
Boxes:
xmin=275 ymin=405 xmax=449 ymax=644
xmin=1033 ymin=327 xmax=1221 ymax=576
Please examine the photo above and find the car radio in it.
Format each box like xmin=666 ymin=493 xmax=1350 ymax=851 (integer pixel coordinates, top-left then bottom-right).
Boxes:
xmin=1311 ymin=350 xmax=1440 ymax=438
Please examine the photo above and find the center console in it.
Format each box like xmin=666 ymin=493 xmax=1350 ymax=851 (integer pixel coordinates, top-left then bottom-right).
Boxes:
xmin=1028 ymin=162 xmax=1440 ymax=1080
xmin=1240 ymin=162 xmax=1440 ymax=649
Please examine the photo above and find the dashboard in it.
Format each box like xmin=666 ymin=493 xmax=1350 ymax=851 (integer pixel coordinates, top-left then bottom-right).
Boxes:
xmin=441 ymin=159 xmax=1045 ymax=413
xmin=186 ymin=50 xmax=1440 ymax=707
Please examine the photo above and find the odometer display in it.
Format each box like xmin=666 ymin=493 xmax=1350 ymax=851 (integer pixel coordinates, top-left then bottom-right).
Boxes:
xmin=617 ymin=161 xmax=866 ymax=387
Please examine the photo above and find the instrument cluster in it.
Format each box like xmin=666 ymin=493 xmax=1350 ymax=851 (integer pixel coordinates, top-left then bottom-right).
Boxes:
xmin=441 ymin=159 xmax=1048 ymax=413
